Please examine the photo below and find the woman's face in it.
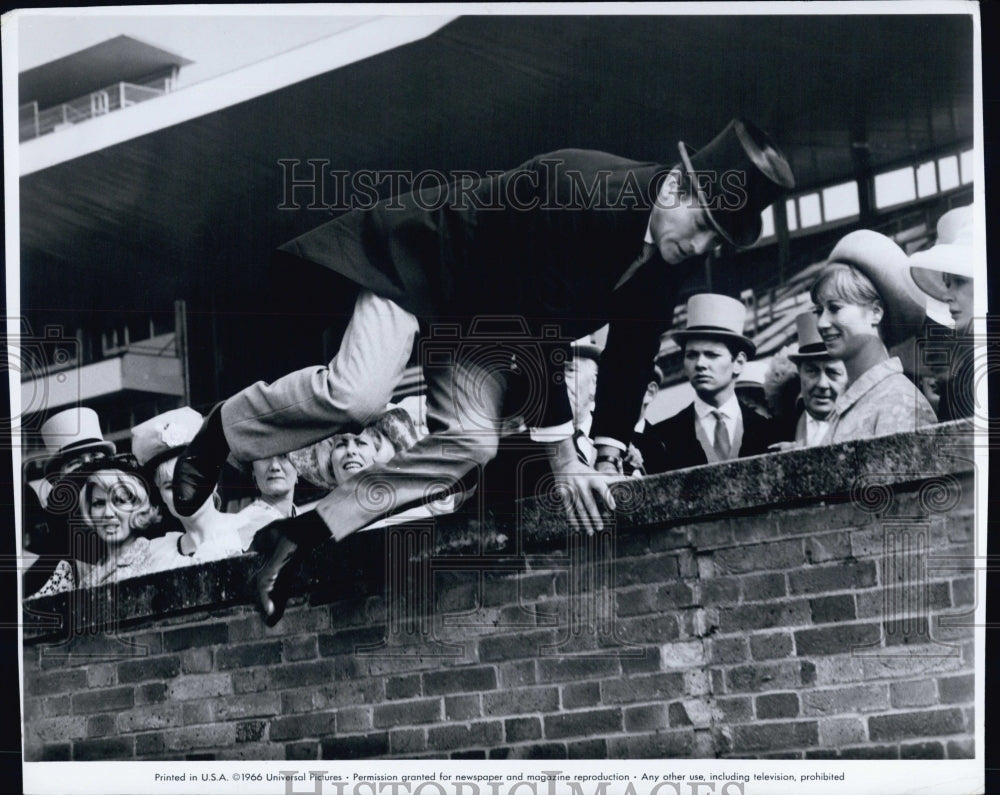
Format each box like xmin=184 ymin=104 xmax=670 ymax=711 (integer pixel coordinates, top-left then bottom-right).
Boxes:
xmin=942 ymin=273 xmax=974 ymax=331
xmin=330 ymin=432 xmax=377 ymax=483
xmin=84 ymin=470 xmax=148 ymax=547
xmin=252 ymin=455 xmax=297 ymax=499
xmin=813 ymin=289 xmax=883 ymax=361
xmin=155 ymin=457 xmax=179 ymax=518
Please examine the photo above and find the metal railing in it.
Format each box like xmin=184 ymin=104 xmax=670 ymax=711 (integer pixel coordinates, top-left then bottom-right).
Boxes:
xmin=19 ymin=77 xmax=172 ymax=142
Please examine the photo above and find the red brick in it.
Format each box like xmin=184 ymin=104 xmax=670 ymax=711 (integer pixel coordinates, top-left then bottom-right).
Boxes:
xmin=725 ymin=661 xmax=802 ymax=693
xmin=43 ymin=695 xmax=71 ymax=717
xmin=612 ymin=729 xmax=694 ymax=758
xmin=320 ymin=732 xmax=389 ymax=759
xmin=269 ymin=711 xmax=337 ymax=741
xmin=801 ymin=684 xmax=889 ymax=716
xmin=789 ymin=561 xmax=877 ymax=595
xmin=118 ymin=703 xmax=185 ymax=732
xmin=372 ymin=698 xmax=442 ymax=729
xmin=215 ymin=641 xmax=281 ymax=670
xmin=544 ymin=708 xmax=621 ymax=739
xmin=135 ymin=682 xmax=168 ymax=705
xmin=699 ymin=576 xmax=741 ymax=605
xmin=85 ymin=664 xmax=117 ymax=688
xmin=839 ymin=744 xmax=899 ymax=759
xmin=714 ymin=540 xmax=804 ymax=575
xmin=809 ymin=595 xmax=856 ymax=624
xmin=718 ymin=600 xmax=811 ymax=632
xmin=482 ymin=687 xmax=559 ymax=716
xmin=479 ymin=630 xmax=557 ymax=662
xmin=183 ymin=701 xmax=213 ymax=725
xmin=505 ymin=717 xmax=541 ymax=742
xmin=489 ymin=743 xmax=567 ymax=759
xmin=484 ymin=572 xmax=555 ymax=604
xmin=615 ymin=587 xmax=655 ymax=617
xmin=938 ymin=674 xmax=974 ymax=704
xmin=72 ymin=736 xmax=134 ymax=760
xmin=236 ymin=721 xmax=267 ymax=744
xmin=27 ymin=669 xmax=87 ymax=696
xmin=901 ymin=741 xmax=945 ymax=759
xmin=427 ymin=720 xmax=503 ymax=750
xmin=117 ymin=655 xmax=181 ymax=683
xmin=85 ymin=714 xmax=117 ymax=738
xmin=614 ymin=614 xmax=680 ymax=644
xmin=756 ymin=693 xmax=800 ymax=719
xmin=231 ymin=668 xmax=270 ymax=693
xmin=560 ymin=681 xmax=601 ymax=709
xmin=816 ymin=716 xmax=866 ymax=747
xmin=317 ymin=626 xmax=386 ymax=657
xmin=72 ymin=686 xmax=134 ymax=714
xmin=162 ymin=724 xmax=236 ymax=751
xmin=804 ymin=532 xmax=852 ymax=564
xmin=385 ymin=674 xmax=421 ymax=700
xmin=445 ymin=695 xmax=481 ymax=720
xmin=689 ymin=518 xmax=734 ymax=548
xmin=749 ymin=632 xmax=793 ymax=661
xmin=890 ymin=679 xmax=938 ymax=708
xmin=313 ymin=678 xmax=384 ymax=709
xmin=389 ymin=728 xmax=426 ymax=755
xmin=165 ymin=673 xmax=233 ymax=701
xmin=868 ymin=708 xmax=965 ymax=741
xmin=280 ymin=690 xmax=315 ymax=714
xmin=600 ymin=672 xmax=686 ymax=704
xmin=947 ymin=738 xmax=975 ymax=759
xmin=951 ymin=577 xmax=975 ymax=606
xmin=794 ymin=623 xmax=881 ymax=655
xmin=713 ymin=697 xmax=752 ymax=723
xmin=269 ymin=659 xmax=340 ymax=690
xmin=624 ymin=704 xmax=668 ymax=732
xmin=262 ymin=606 xmax=331 ymax=636
xmin=180 ymin=648 xmax=213 ymax=674
xmin=741 ymin=573 xmax=787 ymax=601
xmin=537 ymin=655 xmax=620 ymax=683
xmin=336 ymin=707 xmax=373 ymax=733
xmin=163 ymin=623 xmax=228 ymax=652
xmin=497 ymin=661 xmax=536 ymax=688
xmin=210 ymin=692 xmax=280 ymax=721
xmin=423 ymin=666 xmax=497 ymax=694
xmin=39 ymin=744 xmax=71 ymax=761
xmin=731 ymin=721 xmax=818 ymax=752
xmin=612 ymin=553 xmax=681 ymax=586
xmin=282 ymin=636 xmax=318 ymax=662
xmin=135 ymin=732 xmax=166 ymax=757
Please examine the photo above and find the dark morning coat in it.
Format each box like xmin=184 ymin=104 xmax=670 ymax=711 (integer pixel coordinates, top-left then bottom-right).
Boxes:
xmin=275 ymin=149 xmax=692 ymax=445
xmin=642 ymin=401 xmax=778 ymax=475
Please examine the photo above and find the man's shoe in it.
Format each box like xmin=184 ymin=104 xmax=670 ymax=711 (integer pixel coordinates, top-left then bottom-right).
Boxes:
xmin=252 ymin=512 xmax=331 ymax=626
xmin=172 ymin=402 xmax=229 ymax=517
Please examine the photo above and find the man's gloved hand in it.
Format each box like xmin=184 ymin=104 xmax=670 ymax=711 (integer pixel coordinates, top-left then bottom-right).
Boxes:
xmin=545 ymin=436 xmax=622 ymax=535
xmin=252 ymin=511 xmax=331 ymax=626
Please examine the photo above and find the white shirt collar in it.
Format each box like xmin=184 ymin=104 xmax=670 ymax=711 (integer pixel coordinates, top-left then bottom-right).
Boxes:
xmin=693 ymin=392 xmax=740 ymax=420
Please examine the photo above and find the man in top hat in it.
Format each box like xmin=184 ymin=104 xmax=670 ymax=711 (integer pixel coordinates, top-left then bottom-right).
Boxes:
xmin=909 ymin=204 xmax=976 ymax=421
xmin=644 ymin=294 xmax=778 ymax=474
xmin=770 ymin=311 xmax=850 ymax=449
xmin=171 ymin=119 xmax=794 ymax=622
xmin=628 ymin=364 xmax=664 ymax=476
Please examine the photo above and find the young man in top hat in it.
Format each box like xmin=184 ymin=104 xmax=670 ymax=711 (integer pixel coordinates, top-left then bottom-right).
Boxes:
xmin=172 ymin=118 xmax=794 ymax=622
xmin=768 ymin=311 xmax=850 ymax=450
xmin=644 ymin=294 xmax=778 ymax=474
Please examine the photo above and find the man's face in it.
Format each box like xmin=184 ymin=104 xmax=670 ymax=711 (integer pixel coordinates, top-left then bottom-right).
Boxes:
xmin=565 ymin=356 xmax=599 ymax=426
xmin=649 ymin=174 xmax=722 ymax=264
xmin=683 ymin=339 xmax=744 ymax=400
xmin=798 ymin=359 xmax=848 ymax=420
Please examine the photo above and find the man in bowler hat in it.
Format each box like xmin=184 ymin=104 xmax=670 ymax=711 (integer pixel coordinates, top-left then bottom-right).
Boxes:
xmin=643 ymin=294 xmax=778 ymax=474
xmin=172 ymin=118 xmax=794 ymax=622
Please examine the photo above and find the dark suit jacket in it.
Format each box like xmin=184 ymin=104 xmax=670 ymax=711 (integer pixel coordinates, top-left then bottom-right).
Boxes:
xmin=275 ymin=150 xmax=693 ymax=446
xmin=643 ymin=401 xmax=779 ymax=475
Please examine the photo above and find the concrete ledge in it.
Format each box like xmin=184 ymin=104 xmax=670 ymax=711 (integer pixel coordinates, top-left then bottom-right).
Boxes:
xmin=23 ymin=421 xmax=974 ymax=641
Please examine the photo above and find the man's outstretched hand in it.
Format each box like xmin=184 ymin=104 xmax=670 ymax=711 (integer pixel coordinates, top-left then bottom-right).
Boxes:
xmin=546 ymin=437 xmax=622 ymax=534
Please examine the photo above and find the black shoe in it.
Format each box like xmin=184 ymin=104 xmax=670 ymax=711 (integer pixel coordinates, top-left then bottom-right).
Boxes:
xmin=172 ymin=402 xmax=229 ymax=517
xmin=252 ymin=512 xmax=331 ymax=626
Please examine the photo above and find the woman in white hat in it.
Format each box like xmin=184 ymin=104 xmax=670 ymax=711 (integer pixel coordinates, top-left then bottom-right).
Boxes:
xmin=27 ymin=453 xmax=168 ymax=597
xmin=909 ymin=205 xmax=975 ymax=421
xmin=810 ymin=230 xmax=937 ymax=444
xmin=131 ymin=408 xmax=249 ymax=565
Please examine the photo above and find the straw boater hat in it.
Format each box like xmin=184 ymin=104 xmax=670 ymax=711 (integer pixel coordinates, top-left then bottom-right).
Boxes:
xmin=41 ymin=407 xmax=116 ymax=478
xmin=672 ymin=293 xmax=756 ymax=358
xmin=131 ymin=407 xmax=205 ymax=472
xmin=677 ymin=118 xmax=796 ymax=249
xmin=789 ymin=311 xmax=833 ymax=363
xmin=909 ymin=204 xmax=974 ymax=304
xmin=823 ymin=230 xmax=927 ymax=349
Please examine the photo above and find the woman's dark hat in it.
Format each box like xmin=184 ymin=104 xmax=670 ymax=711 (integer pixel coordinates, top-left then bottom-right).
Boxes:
xmin=677 ymin=118 xmax=795 ymax=249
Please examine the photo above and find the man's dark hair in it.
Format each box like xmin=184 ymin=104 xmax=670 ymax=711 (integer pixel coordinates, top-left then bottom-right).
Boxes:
xmin=680 ymin=337 xmax=743 ymax=360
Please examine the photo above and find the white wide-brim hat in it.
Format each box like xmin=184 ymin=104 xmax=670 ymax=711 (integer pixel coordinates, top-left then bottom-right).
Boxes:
xmin=909 ymin=205 xmax=974 ymax=303
xmin=824 ymin=230 xmax=928 ymax=349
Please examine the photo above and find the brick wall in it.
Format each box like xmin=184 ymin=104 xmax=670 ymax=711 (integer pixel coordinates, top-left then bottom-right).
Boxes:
xmin=21 ymin=422 xmax=977 ymax=761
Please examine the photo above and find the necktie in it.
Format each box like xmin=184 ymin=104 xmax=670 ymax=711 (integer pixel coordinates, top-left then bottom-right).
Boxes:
xmin=711 ymin=410 xmax=731 ymax=460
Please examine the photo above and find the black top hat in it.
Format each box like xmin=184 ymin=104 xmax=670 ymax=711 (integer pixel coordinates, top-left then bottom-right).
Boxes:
xmin=678 ymin=118 xmax=795 ymax=249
